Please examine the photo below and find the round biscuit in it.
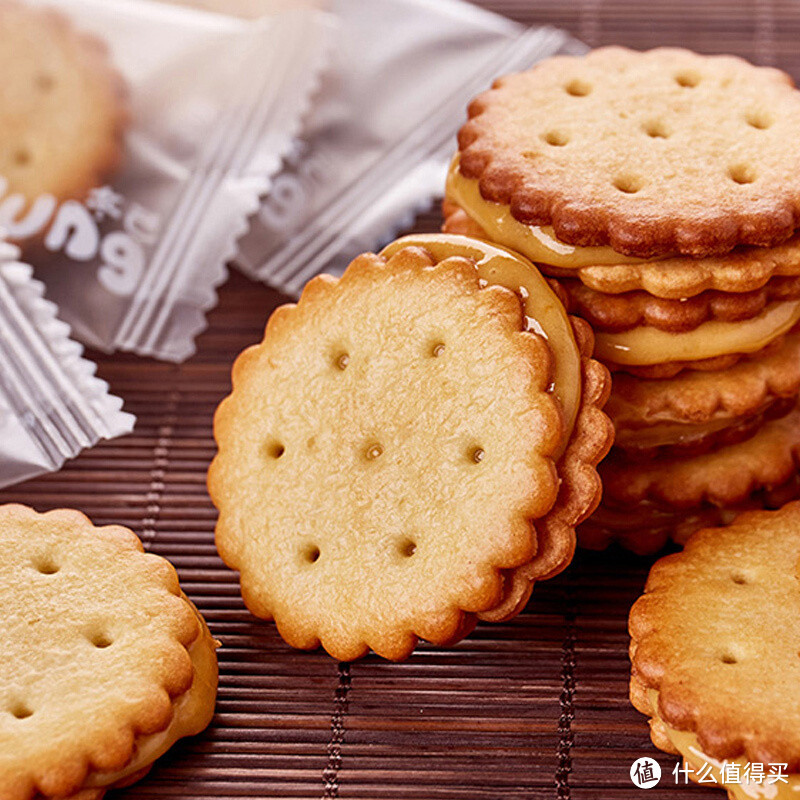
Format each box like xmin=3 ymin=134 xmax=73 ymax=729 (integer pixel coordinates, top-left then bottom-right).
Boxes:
xmin=629 ymin=502 xmax=800 ymax=768
xmin=209 ymin=244 xmax=568 ymax=660
xmin=0 ymin=505 xmax=213 ymax=800
xmin=0 ymin=2 xmax=126 ymax=209
xmin=459 ymin=47 xmax=800 ymax=258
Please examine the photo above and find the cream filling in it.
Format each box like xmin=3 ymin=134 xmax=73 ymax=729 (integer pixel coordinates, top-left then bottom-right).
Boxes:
xmin=446 ymin=156 xmax=651 ymax=269
xmin=448 ymin=157 xmax=800 ymax=365
xmin=82 ymin=612 xmax=218 ymax=791
xmin=595 ymin=299 xmax=800 ymax=365
xmin=381 ymin=233 xmax=581 ymax=454
xmin=650 ymin=691 xmax=800 ymax=799
xmin=615 ymin=415 xmax=745 ymax=450
xmin=615 ymin=395 xmax=783 ymax=449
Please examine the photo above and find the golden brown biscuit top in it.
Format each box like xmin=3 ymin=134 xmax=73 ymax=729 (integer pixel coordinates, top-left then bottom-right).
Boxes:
xmin=0 ymin=505 xmax=201 ymax=800
xmin=458 ymin=46 xmax=800 ymax=258
xmin=629 ymin=501 xmax=800 ymax=769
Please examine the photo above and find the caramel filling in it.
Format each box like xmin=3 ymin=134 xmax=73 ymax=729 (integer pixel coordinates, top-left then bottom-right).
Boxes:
xmin=614 ymin=397 xmax=785 ymax=450
xmin=381 ymin=234 xmax=581 ymax=455
xmin=446 ymin=156 xmax=651 ymax=269
xmin=595 ymin=299 xmax=800 ymax=365
xmin=590 ymin=503 xmax=716 ymax=532
xmin=82 ymin=610 xmax=218 ymax=791
xmin=615 ymin=415 xmax=746 ymax=450
xmin=650 ymin=691 xmax=799 ymax=799
xmin=447 ymin=158 xmax=800 ymax=364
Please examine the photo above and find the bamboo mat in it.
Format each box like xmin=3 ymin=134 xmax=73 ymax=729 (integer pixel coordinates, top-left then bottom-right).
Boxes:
xmin=4 ymin=1 xmax=796 ymax=797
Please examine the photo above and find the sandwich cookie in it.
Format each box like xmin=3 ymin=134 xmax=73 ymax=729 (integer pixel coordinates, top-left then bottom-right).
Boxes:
xmin=209 ymin=234 xmax=612 ymax=660
xmin=601 ymin=403 xmax=800 ymax=509
xmin=445 ymin=46 xmax=800 ymax=552
xmin=579 ymin=474 xmax=800 ymax=554
xmin=606 ymin=328 xmax=800 ymax=457
xmin=629 ymin=502 xmax=800 ymax=798
xmin=0 ymin=504 xmax=218 ymax=800
xmin=450 ymin=46 xmax=800 ymax=260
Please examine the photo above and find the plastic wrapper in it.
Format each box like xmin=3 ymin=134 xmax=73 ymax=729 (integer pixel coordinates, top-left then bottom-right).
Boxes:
xmin=7 ymin=0 xmax=332 ymax=360
xmin=0 ymin=241 xmax=134 ymax=490
xmin=236 ymin=0 xmax=586 ymax=294
xmin=159 ymin=0 xmax=326 ymax=17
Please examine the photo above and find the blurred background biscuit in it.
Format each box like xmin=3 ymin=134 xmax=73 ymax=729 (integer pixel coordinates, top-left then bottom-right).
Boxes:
xmin=0 ymin=2 xmax=126 ymax=213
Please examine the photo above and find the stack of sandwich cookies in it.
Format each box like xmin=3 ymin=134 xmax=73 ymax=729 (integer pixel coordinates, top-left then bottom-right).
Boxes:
xmin=209 ymin=234 xmax=612 ymax=660
xmin=444 ymin=46 xmax=800 ymax=552
xmin=629 ymin=502 xmax=800 ymax=799
xmin=0 ymin=504 xmax=218 ymax=800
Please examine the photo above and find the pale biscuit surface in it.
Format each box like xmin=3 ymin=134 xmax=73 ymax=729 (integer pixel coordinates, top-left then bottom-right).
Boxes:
xmin=0 ymin=2 xmax=125 ymax=205
xmin=459 ymin=46 xmax=800 ymax=257
xmin=375 ymin=235 xmax=613 ymax=624
xmin=0 ymin=505 xmax=202 ymax=800
xmin=629 ymin=502 xmax=800 ymax=768
xmin=210 ymin=246 xmax=564 ymax=660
